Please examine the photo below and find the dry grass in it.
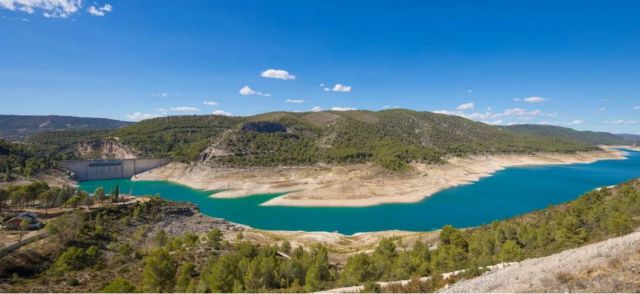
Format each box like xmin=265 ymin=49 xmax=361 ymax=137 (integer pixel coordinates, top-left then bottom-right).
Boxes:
xmin=545 ymin=249 xmax=640 ymax=292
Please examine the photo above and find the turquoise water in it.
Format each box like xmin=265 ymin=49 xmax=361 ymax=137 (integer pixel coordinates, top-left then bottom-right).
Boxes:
xmin=79 ymin=150 xmax=640 ymax=235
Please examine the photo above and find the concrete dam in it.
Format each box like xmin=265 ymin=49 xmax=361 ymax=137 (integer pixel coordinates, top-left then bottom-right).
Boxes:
xmin=59 ymin=158 xmax=171 ymax=181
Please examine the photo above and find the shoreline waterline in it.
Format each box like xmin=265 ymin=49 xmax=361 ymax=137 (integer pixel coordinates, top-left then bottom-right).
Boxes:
xmin=133 ymin=148 xmax=626 ymax=207
xmin=79 ymin=149 xmax=640 ymax=235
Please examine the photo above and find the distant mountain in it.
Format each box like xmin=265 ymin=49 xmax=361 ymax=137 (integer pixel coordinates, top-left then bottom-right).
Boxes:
xmin=504 ymin=124 xmax=628 ymax=145
xmin=0 ymin=115 xmax=132 ymax=141
xmin=28 ymin=110 xmax=597 ymax=170
xmin=617 ymin=133 xmax=640 ymax=144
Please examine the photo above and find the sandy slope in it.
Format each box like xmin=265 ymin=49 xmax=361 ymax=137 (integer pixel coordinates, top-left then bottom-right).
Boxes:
xmin=442 ymin=229 xmax=640 ymax=293
xmin=134 ymin=148 xmax=625 ymax=207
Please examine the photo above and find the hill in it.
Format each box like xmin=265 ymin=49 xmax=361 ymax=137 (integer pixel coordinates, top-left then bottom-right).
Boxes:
xmin=0 ymin=139 xmax=57 ymax=181
xmin=504 ymin=124 xmax=628 ymax=145
xmin=28 ymin=110 xmax=598 ymax=170
xmin=0 ymin=115 xmax=132 ymax=141
xmin=617 ymin=133 xmax=640 ymax=144
xmin=1 ymin=176 xmax=638 ymax=292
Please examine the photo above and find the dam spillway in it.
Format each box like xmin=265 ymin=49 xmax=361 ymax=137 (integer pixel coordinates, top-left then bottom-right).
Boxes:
xmin=59 ymin=158 xmax=171 ymax=181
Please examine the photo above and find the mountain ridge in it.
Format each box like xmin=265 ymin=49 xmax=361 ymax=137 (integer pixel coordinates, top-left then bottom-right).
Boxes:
xmin=0 ymin=115 xmax=132 ymax=141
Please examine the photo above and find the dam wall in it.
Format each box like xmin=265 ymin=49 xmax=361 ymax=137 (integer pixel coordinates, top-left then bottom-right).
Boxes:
xmin=59 ymin=158 xmax=171 ymax=181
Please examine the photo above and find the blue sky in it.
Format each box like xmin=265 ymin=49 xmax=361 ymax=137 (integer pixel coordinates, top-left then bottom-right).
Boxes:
xmin=1 ymin=0 xmax=639 ymax=133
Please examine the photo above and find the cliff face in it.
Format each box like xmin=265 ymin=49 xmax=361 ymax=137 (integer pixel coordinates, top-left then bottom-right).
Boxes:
xmin=74 ymin=139 xmax=138 ymax=159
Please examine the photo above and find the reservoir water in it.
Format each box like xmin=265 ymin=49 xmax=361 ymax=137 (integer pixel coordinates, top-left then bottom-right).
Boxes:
xmin=79 ymin=150 xmax=640 ymax=235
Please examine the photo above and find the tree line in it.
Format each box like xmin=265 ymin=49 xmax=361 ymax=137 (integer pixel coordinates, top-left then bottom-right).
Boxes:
xmin=5 ymin=178 xmax=639 ymax=292
xmin=0 ymin=182 xmax=122 ymax=214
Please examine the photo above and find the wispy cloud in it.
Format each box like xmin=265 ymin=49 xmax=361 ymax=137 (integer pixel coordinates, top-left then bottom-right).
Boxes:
xmin=634 ymin=105 xmax=640 ymax=110
xmin=239 ymin=85 xmax=270 ymax=97
xmin=212 ymin=110 xmax=232 ymax=116
xmin=203 ymin=101 xmax=218 ymax=106
xmin=260 ymin=69 xmax=295 ymax=80
xmin=126 ymin=112 xmax=161 ymax=121
xmin=331 ymin=106 xmax=356 ymax=111
xmin=311 ymin=106 xmax=322 ymax=112
xmin=87 ymin=3 xmax=111 ymax=16
xmin=170 ymin=106 xmax=200 ymax=113
xmin=435 ymin=105 xmax=551 ymax=125
xmin=0 ymin=0 xmax=113 ymax=18
xmin=605 ymin=119 xmax=638 ymax=125
xmin=285 ymin=99 xmax=304 ymax=104
xmin=332 ymin=84 xmax=352 ymax=92
xmin=456 ymin=102 xmax=474 ymax=111
xmin=321 ymin=83 xmax=352 ymax=92
xmin=523 ymin=96 xmax=547 ymax=103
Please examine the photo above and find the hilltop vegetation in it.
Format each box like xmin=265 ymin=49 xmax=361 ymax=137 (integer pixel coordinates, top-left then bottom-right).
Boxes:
xmin=0 ymin=140 xmax=58 ymax=180
xmin=28 ymin=110 xmax=600 ymax=171
xmin=504 ymin=124 xmax=629 ymax=145
xmin=1 ymin=177 xmax=638 ymax=292
xmin=0 ymin=115 xmax=131 ymax=142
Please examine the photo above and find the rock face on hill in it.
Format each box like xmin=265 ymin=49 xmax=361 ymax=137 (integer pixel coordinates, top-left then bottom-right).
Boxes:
xmin=74 ymin=139 xmax=138 ymax=159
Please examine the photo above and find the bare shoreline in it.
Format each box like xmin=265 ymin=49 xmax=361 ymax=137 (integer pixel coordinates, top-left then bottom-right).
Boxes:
xmin=134 ymin=147 xmax=627 ymax=207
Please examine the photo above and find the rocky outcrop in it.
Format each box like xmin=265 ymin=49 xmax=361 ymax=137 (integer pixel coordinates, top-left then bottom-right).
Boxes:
xmin=241 ymin=121 xmax=287 ymax=133
xmin=74 ymin=139 xmax=138 ymax=159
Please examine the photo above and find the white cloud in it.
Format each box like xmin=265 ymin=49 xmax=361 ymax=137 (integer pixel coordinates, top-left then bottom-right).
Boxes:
xmin=87 ymin=3 xmax=110 ymax=16
xmin=0 ymin=0 xmax=85 ymax=18
xmin=239 ymin=85 xmax=270 ymax=97
xmin=331 ymin=106 xmax=356 ymax=111
xmin=513 ymin=98 xmax=521 ymax=102
xmin=212 ymin=110 xmax=232 ymax=116
xmin=260 ymin=69 xmax=295 ymax=80
xmin=605 ymin=119 xmax=638 ymax=125
xmin=433 ymin=110 xmax=457 ymax=115
xmin=332 ymin=84 xmax=352 ymax=92
xmin=434 ymin=105 xmax=549 ymax=126
xmin=467 ymin=89 xmax=473 ymax=93
xmin=566 ymin=120 xmax=583 ymax=125
xmin=170 ymin=106 xmax=200 ymax=113
xmin=634 ymin=105 xmax=640 ymax=110
xmin=285 ymin=99 xmax=304 ymax=103
xmin=456 ymin=102 xmax=474 ymax=111
xmin=523 ymin=96 xmax=547 ymax=103
xmin=126 ymin=112 xmax=160 ymax=121
xmin=383 ymin=105 xmax=400 ymax=109
xmin=152 ymin=92 xmax=169 ymax=97
xmin=311 ymin=106 xmax=322 ymax=112
xmin=598 ymin=107 xmax=606 ymax=112
xmin=203 ymin=101 xmax=218 ymax=106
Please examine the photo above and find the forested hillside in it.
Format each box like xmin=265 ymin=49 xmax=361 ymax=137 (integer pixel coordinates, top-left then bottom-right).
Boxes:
xmin=504 ymin=124 xmax=629 ymax=145
xmin=0 ymin=115 xmax=131 ymax=142
xmin=26 ymin=110 xmax=601 ymax=170
xmin=0 ymin=140 xmax=58 ymax=180
xmin=2 ymin=177 xmax=638 ymax=292
xmin=617 ymin=133 xmax=640 ymax=144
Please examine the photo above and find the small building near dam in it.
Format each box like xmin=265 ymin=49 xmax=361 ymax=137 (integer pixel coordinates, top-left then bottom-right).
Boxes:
xmin=58 ymin=158 xmax=171 ymax=181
